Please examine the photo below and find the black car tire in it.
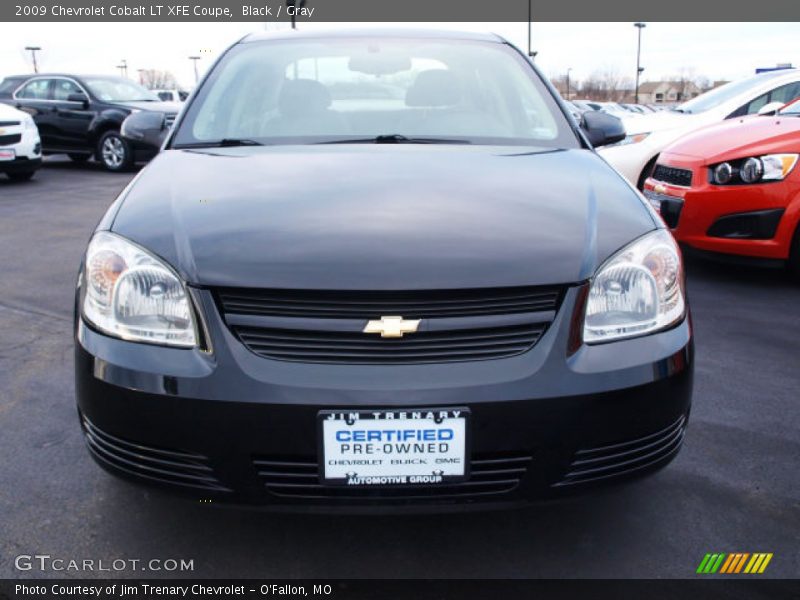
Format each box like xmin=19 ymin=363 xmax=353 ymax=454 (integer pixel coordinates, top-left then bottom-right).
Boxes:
xmin=68 ymin=153 xmax=91 ymax=163
xmin=7 ymin=170 xmax=36 ymax=181
xmin=97 ymin=131 xmax=134 ymax=172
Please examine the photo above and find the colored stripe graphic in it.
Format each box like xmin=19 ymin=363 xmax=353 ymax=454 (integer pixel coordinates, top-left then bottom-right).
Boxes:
xmin=697 ymin=554 xmax=713 ymax=573
xmin=720 ymin=554 xmax=736 ymax=573
xmin=699 ymin=552 xmax=772 ymax=575
xmin=734 ymin=553 xmax=750 ymax=573
xmin=745 ymin=553 xmax=774 ymax=574
xmin=698 ymin=554 xmax=727 ymax=573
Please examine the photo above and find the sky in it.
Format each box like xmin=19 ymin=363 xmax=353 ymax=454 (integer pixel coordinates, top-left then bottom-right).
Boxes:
xmin=0 ymin=21 xmax=797 ymax=90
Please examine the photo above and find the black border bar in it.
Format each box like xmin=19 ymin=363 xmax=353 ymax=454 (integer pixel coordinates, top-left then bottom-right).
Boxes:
xmin=3 ymin=0 xmax=800 ymax=22
xmin=2 ymin=579 xmax=800 ymax=600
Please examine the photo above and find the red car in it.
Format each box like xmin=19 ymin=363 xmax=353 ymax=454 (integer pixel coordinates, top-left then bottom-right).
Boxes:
xmin=643 ymin=99 xmax=800 ymax=274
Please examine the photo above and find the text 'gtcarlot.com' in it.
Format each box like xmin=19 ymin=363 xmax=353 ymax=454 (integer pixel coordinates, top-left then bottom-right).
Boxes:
xmin=14 ymin=554 xmax=194 ymax=572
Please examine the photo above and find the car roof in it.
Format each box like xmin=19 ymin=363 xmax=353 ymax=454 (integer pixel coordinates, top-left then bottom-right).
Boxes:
xmin=3 ymin=73 xmax=128 ymax=81
xmin=240 ymin=28 xmax=505 ymax=44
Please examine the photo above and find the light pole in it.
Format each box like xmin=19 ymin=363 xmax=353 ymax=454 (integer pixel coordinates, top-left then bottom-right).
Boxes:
xmin=527 ymin=0 xmax=537 ymax=59
xmin=566 ymin=68 xmax=572 ymax=100
xmin=634 ymin=22 xmax=646 ymax=104
xmin=286 ymin=0 xmax=306 ymax=29
xmin=25 ymin=46 xmax=41 ymax=73
xmin=136 ymin=69 xmax=145 ymax=85
xmin=116 ymin=64 xmax=126 ymax=77
xmin=188 ymin=56 xmax=201 ymax=84
xmin=120 ymin=59 xmax=128 ymax=78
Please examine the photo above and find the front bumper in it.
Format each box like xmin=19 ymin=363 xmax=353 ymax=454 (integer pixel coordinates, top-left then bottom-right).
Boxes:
xmin=644 ymin=157 xmax=800 ymax=261
xmin=0 ymin=126 xmax=41 ymax=173
xmin=75 ymin=285 xmax=693 ymax=511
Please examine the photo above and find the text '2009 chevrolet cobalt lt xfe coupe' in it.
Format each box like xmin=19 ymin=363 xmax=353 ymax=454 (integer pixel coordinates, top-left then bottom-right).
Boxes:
xmin=75 ymin=30 xmax=693 ymax=511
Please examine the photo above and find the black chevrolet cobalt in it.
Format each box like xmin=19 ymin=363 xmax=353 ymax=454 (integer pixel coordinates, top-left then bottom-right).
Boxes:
xmin=75 ymin=29 xmax=692 ymax=510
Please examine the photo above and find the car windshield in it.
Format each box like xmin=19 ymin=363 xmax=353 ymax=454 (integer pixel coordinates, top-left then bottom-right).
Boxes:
xmin=172 ymin=36 xmax=577 ymax=148
xmin=674 ymin=71 xmax=794 ymax=114
xmin=779 ymin=98 xmax=800 ymax=115
xmin=83 ymin=77 xmax=159 ymax=102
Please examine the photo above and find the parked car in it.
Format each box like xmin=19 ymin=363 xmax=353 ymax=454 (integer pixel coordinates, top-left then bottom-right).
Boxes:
xmin=596 ymin=102 xmax=639 ymax=120
xmin=572 ymin=99 xmax=602 ymax=112
xmin=0 ymin=101 xmax=42 ymax=181
xmin=564 ymin=100 xmax=584 ymax=121
xmin=153 ymin=89 xmax=189 ymax=102
xmin=600 ymin=69 xmax=800 ymax=188
xmin=643 ymin=98 xmax=800 ymax=274
xmin=74 ymin=29 xmax=692 ymax=510
xmin=0 ymin=74 xmax=180 ymax=171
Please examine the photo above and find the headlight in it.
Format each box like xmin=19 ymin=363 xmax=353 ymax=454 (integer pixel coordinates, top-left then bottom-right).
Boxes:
xmin=710 ymin=154 xmax=798 ymax=185
xmin=612 ymin=132 xmax=651 ymax=147
xmin=584 ymin=229 xmax=685 ymax=343
xmin=82 ymin=231 xmax=197 ymax=347
xmin=712 ymin=162 xmax=732 ymax=185
xmin=760 ymin=154 xmax=798 ymax=181
xmin=739 ymin=157 xmax=763 ymax=183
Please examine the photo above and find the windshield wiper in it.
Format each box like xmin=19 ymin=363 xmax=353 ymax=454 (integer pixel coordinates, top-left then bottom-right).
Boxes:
xmin=318 ymin=134 xmax=471 ymax=145
xmin=175 ymin=138 xmax=265 ymax=149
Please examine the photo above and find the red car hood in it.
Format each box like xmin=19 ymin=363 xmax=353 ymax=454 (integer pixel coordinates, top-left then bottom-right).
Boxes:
xmin=664 ymin=115 xmax=800 ymax=164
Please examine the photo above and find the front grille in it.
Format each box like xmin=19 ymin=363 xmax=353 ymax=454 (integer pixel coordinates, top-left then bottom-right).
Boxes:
xmin=253 ymin=453 xmax=531 ymax=500
xmin=0 ymin=120 xmax=20 ymax=127
xmin=235 ymin=322 xmax=547 ymax=364
xmin=217 ymin=285 xmax=563 ymax=365
xmin=217 ymin=286 xmax=562 ymax=319
xmin=81 ymin=416 xmax=229 ymax=492
xmin=164 ymin=114 xmax=177 ymax=128
xmin=652 ymin=164 xmax=693 ymax=187
xmin=0 ymin=133 xmax=22 ymax=146
xmin=554 ymin=415 xmax=686 ymax=487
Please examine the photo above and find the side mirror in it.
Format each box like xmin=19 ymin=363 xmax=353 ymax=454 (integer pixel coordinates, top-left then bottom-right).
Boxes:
xmin=580 ymin=111 xmax=626 ymax=147
xmin=67 ymin=92 xmax=89 ymax=108
xmin=121 ymin=110 xmax=169 ymax=152
xmin=757 ymin=101 xmax=786 ymax=116
xmin=122 ymin=110 xmax=167 ymax=137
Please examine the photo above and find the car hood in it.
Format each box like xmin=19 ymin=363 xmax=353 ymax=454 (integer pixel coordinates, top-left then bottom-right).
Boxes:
xmin=108 ymin=145 xmax=656 ymax=289
xmin=0 ymin=102 xmax=28 ymax=120
xmin=662 ymin=115 xmax=800 ymax=163
xmin=621 ymin=110 xmax=702 ymax=135
xmin=117 ymin=100 xmax=181 ymax=113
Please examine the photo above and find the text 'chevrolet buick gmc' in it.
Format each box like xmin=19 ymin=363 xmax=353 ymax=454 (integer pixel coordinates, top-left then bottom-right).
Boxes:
xmin=74 ymin=29 xmax=693 ymax=511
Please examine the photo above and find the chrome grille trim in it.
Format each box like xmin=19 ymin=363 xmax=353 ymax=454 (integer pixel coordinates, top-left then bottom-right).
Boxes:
xmin=253 ymin=453 xmax=532 ymax=500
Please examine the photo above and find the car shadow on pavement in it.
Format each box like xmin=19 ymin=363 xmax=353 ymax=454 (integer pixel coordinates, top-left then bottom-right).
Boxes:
xmin=41 ymin=155 xmax=143 ymax=174
xmin=94 ymin=473 xmax=669 ymax=579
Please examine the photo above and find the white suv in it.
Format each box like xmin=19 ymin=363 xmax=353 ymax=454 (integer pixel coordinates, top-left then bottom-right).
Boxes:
xmin=0 ymin=102 xmax=42 ymax=181
xmin=600 ymin=69 xmax=800 ymax=188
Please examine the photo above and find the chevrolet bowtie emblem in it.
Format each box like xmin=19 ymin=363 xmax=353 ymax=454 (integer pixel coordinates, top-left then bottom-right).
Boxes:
xmin=363 ymin=316 xmax=421 ymax=338
xmin=654 ymin=183 xmax=667 ymax=194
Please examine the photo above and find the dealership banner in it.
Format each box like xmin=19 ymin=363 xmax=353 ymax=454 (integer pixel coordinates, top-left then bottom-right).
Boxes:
xmin=2 ymin=0 xmax=800 ymax=22
xmin=2 ymin=579 xmax=799 ymax=599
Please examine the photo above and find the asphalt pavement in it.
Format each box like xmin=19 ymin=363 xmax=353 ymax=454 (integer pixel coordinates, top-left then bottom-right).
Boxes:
xmin=0 ymin=157 xmax=798 ymax=580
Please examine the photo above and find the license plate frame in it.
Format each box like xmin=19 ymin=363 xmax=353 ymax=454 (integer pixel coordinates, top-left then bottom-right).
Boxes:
xmin=317 ymin=407 xmax=471 ymax=486
xmin=0 ymin=149 xmax=16 ymax=162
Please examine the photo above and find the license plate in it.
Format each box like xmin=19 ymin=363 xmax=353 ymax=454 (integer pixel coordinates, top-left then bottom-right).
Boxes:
xmin=319 ymin=408 xmax=469 ymax=486
xmin=0 ymin=149 xmax=15 ymax=161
